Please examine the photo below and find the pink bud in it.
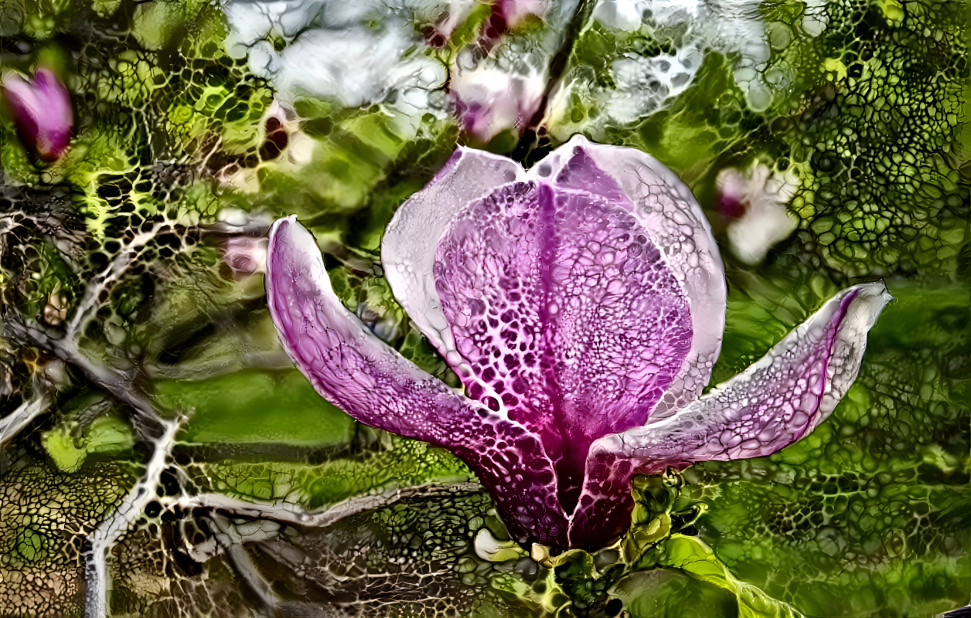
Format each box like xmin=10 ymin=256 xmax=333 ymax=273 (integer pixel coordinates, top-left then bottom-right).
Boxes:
xmin=2 ymin=68 xmax=73 ymax=163
xmin=450 ymin=65 xmax=544 ymax=142
xmin=223 ymin=236 xmax=268 ymax=277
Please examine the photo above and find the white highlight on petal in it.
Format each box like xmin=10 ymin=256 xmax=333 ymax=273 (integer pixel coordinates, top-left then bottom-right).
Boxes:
xmin=382 ymin=148 xmax=524 ymax=366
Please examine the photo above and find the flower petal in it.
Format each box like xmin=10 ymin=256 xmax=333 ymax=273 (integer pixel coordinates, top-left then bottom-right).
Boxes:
xmin=381 ymin=148 xmax=523 ymax=378
xmin=569 ymin=282 xmax=890 ymax=548
xmin=532 ymin=136 xmax=727 ymax=419
xmin=33 ymin=69 xmax=72 ymax=126
xmin=2 ymin=73 xmax=42 ymax=131
xmin=433 ymin=177 xmax=693 ymax=512
xmin=267 ymin=216 xmax=567 ymax=547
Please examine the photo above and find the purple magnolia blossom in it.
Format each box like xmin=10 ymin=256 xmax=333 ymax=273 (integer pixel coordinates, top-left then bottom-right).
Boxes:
xmin=1 ymin=68 xmax=73 ymax=162
xmin=450 ymin=65 xmax=544 ymax=142
xmin=265 ymin=136 xmax=890 ymax=551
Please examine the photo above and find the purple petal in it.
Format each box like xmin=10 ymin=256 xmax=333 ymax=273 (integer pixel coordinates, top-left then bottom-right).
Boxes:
xmin=2 ymin=69 xmax=73 ymax=162
xmin=433 ymin=177 xmax=692 ymax=512
xmin=267 ymin=216 xmax=567 ymax=547
xmin=531 ymin=136 xmax=727 ymax=420
xmin=568 ymin=282 xmax=890 ymax=548
xmin=2 ymin=74 xmax=41 ymax=138
xmin=566 ymin=449 xmax=634 ymax=549
xmin=382 ymin=147 xmax=523 ymax=379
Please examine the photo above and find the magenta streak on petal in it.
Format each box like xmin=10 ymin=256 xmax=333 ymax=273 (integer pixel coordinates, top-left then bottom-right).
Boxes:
xmin=266 ymin=216 xmax=568 ymax=547
xmin=433 ymin=171 xmax=692 ymax=514
xmin=568 ymin=282 xmax=889 ymax=548
xmin=787 ymin=287 xmax=860 ymax=443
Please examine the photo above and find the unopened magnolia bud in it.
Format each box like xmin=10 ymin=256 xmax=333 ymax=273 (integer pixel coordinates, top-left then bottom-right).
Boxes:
xmin=2 ymin=68 xmax=73 ymax=163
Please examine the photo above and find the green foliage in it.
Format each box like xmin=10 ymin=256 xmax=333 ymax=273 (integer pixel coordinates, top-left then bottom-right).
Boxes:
xmin=155 ymin=369 xmax=355 ymax=446
xmin=41 ymin=414 xmax=135 ymax=473
xmin=647 ymin=535 xmax=800 ymax=618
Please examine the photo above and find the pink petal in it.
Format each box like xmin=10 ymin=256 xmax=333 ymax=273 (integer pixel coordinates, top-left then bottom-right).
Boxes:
xmin=569 ymin=282 xmax=891 ymax=548
xmin=496 ymin=0 xmax=549 ymax=27
xmin=449 ymin=66 xmax=545 ymax=142
xmin=222 ymin=236 xmax=267 ymax=275
xmin=2 ymin=69 xmax=73 ymax=162
xmin=434 ymin=174 xmax=692 ymax=513
xmin=267 ymin=216 xmax=568 ymax=547
xmin=531 ymin=136 xmax=727 ymax=419
xmin=382 ymin=147 xmax=524 ymax=379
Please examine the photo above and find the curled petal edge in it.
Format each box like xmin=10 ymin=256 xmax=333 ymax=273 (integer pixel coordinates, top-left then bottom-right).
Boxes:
xmin=619 ymin=281 xmax=892 ymax=465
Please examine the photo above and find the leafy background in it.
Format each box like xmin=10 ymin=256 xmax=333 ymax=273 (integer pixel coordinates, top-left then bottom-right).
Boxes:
xmin=0 ymin=0 xmax=969 ymax=616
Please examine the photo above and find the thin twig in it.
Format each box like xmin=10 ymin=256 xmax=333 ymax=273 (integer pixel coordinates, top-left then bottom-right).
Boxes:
xmin=65 ymin=222 xmax=169 ymax=341
xmin=206 ymin=512 xmax=282 ymax=611
xmin=0 ymin=390 xmax=53 ymax=447
xmin=4 ymin=319 xmax=165 ymax=438
xmin=168 ymin=481 xmax=484 ymax=529
xmin=83 ymin=415 xmax=183 ymax=618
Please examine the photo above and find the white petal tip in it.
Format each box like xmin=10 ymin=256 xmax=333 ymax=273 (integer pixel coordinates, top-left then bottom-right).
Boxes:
xmin=847 ymin=281 xmax=892 ymax=330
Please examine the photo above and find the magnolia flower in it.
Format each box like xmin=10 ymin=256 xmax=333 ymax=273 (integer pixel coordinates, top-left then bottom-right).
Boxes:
xmin=265 ymin=136 xmax=889 ymax=551
xmin=222 ymin=236 xmax=268 ymax=277
xmin=717 ymin=162 xmax=800 ymax=265
xmin=450 ymin=64 xmax=545 ymax=142
xmin=1 ymin=68 xmax=73 ymax=162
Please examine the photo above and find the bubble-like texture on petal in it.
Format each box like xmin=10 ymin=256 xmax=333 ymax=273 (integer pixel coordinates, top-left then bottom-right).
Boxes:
xmin=267 ymin=216 xmax=567 ymax=547
xmin=531 ymin=136 xmax=727 ymax=419
xmin=569 ymin=282 xmax=890 ymax=548
xmin=382 ymin=148 xmax=523 ymax=378
xmin=434 ymin=178 xmax=692 ymax=512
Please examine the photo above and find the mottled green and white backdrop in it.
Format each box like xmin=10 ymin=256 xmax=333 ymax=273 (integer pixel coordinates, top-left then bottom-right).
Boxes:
xmin=0 ymin=0 xmax=969 ymax=615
